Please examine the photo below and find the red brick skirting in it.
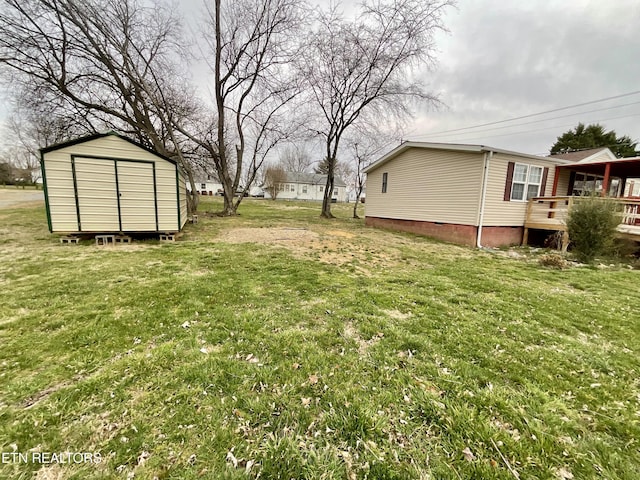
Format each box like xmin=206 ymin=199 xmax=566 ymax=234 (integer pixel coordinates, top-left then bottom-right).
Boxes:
xmin=365 ymin=217 xmax=523 ymax=247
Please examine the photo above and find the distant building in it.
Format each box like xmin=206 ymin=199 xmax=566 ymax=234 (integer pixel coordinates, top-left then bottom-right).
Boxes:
xmin=265 ymin=172 xmax=347 ymax=202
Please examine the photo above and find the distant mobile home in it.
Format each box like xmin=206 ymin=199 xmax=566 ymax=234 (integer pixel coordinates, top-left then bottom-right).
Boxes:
xmin=41 ymin=132 xmax=188 ymax=234
xmin=263 ymin=172 xmax=347 ymax=202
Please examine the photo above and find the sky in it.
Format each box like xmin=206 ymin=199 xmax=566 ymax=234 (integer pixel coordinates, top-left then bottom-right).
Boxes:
xmin=2 ymin=0 xmax=639 ymax=157
xmin=407 ymin=0 xmax=640 ymax=154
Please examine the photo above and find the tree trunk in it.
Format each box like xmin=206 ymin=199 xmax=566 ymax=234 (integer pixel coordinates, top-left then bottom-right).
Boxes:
xmin=221 ymin=176 xmax=238 ymax=215
xmin=184 ymin=167 xmax=199 ymax=216
xmin=320 ymin=172 xmax=335 ymax=218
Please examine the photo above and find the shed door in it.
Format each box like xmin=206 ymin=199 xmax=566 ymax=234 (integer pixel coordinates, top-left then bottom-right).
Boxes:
xmin=117 ymin=161 xmax=157 ymax=231
xmin=74 ymin=157 xmax=120 ymax=231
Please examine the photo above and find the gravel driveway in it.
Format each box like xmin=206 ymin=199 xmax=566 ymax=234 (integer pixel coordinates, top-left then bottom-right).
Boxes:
xmin=0 ymin=189 xmax=44 ymax=209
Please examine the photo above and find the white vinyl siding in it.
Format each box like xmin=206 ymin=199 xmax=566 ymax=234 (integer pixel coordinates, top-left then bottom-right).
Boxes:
xmin=555 ymin=168 xmax=571 ymax=196
xmin=365 ymin=148 xmax=484 ymax=225
xmin=178 ymin=169 xmax=188 ymax=228
xmin=482 ymin=153 xmax=559 ymax=226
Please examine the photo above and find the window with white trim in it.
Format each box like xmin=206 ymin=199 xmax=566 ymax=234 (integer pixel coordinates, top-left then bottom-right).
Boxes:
xmin=302 ymin=185 xmax=307 ymax=193
xmin=511 ymin=164 xmax=542 ymax=201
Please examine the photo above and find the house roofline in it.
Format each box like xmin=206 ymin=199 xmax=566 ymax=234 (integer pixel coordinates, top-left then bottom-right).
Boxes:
xmin=363 ymin=141 xmax=572 ymax=174
xmin=39 ymin=131 xmax=178 ymax=165
xmin=547 ymin=147 xmax=617 ymax=163
xmin=560 ymin=155 xmax=640 ymax=168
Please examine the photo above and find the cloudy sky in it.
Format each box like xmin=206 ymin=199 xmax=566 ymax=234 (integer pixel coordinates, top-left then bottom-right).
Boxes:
xmin=2 ymin=0 xmax=639 ymax=157
xmin=408 ymin=0 xmax=640 ymax=154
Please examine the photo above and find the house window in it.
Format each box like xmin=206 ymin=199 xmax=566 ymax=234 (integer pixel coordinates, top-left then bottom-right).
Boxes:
xmin=382 ymin=172 xmax=388 ymax=193
xmin=572 ymin=172 xmax=614 ymax=196
xmin=319 ymin=186 xmax=324 ymax=192
xmin=201 ymin=183 xmax=206 ymax=189
xmin=302 ymin=185 xmax=307 ymax=194
xmin=511 ymin=164 xmax=542 ymax=201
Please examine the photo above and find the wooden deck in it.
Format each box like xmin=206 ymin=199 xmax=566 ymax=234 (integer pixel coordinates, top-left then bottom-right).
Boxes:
xmin=523 ymin=196 xmax=640 ymax=249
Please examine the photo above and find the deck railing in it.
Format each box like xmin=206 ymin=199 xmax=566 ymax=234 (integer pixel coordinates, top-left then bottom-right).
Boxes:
xmin=523 ymin=196 xmax=640 ymax=248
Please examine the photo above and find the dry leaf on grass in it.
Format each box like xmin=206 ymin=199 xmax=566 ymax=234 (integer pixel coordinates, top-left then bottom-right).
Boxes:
xmin=462 ymin=447 xmax=475 ymax=462
xmin=554 ymin=467 xmax=574 ymax=479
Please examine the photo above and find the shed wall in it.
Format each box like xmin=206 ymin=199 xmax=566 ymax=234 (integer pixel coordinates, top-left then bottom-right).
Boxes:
xmin=178 ymin=168 xmax=188 ymax=228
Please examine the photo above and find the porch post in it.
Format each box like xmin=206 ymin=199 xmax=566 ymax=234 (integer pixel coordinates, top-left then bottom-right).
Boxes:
xmin=551 ymin=166 xmax=560 ymax=196
xmin=602 ymin=163 xmax=611 ymax=197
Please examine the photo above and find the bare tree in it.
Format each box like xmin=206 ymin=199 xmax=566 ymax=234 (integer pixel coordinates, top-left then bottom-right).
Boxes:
xmin=171 ymin=0 xmax=306 ymax=216
xmin=3 ymin=93 xmax=93 ymax=186
xmin=263 ymin=163 xmax=287 ymax=200
xmin=0 ymin=146 xmax=36 ymax=184
xmin=300 ymin=0 xmax=452 ymax=218
xmin=346 ymin=124 xmax=399 ymax=217
xmin=279 ymin=144 xmax=314 ymax=173
xmin=0 ymin=0 xmax=201 ymax=212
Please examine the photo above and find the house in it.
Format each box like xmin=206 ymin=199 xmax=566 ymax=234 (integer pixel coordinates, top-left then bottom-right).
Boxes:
xmin=348 ymin=186 xmax=366 ymax=203
xmin=264 ymin=172 xmax=347 ymax=202
xmin=363 ymin=141 xmax=640 ymax=247
xmin=40 ymin=132 xmax=188 ymax=234
xmin=193 ymin=177 xmax=223 ymax=196
xmin=530 ymin=149 xmax=640 ymax=244
xmin=363 ymin=142 xmax=573 ymax=247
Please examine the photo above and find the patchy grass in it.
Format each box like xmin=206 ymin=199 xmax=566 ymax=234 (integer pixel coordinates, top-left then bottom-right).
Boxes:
xmin=1 ymin=197 xmax=639 ymax=479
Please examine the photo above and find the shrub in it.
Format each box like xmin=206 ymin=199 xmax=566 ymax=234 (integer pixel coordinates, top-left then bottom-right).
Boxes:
xmin=538 ymin=253 xmax=568 ymax=269
xmin=566 ymin=196 xmax=621 ymax=263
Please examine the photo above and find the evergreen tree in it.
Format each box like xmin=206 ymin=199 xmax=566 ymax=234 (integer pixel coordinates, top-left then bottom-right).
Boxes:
xmin=550 ymin=123 xmax=637 ymax=157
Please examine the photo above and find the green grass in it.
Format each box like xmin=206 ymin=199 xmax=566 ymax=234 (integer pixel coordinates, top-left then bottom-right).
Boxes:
xmin=1 ymin=197 xmax=639 ymax=479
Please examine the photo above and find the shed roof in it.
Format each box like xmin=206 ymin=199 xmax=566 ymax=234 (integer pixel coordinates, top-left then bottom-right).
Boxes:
xmin=363 ymin=141 xmax=569 ymax=174
xmin=40 ymin=131 xmax=177 ymax=165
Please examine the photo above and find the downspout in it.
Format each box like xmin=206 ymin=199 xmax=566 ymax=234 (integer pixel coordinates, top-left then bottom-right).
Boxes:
xmin=476 ymin=150 xmax=493 ymax=248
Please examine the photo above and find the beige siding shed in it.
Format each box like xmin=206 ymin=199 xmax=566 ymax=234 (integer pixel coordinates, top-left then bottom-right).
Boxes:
xmin=41 ymin=133 xmax=188 ymax=234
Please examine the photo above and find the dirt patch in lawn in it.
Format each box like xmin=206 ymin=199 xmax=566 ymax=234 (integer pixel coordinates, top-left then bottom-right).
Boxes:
xmin=217 ymin=227 xmax=320 ymax=244
xmin=343 ymin=322 xmax=383 ymax=355
xmin=216 ymin=227 xmax=400 ymax=273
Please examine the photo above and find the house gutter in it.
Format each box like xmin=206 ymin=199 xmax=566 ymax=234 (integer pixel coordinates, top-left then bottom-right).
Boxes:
xmin=476 ymin=150 xmax=493 ymax=248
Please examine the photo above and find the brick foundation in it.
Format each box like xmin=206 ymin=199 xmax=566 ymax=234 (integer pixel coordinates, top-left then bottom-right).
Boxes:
xmin=479 ymin=225 xmax=524 ymax=248
xmin=365 ymin=217 xmax=523 ymax=248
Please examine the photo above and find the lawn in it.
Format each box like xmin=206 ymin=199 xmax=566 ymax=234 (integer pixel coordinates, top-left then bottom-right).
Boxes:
xmin=0 ymin=197 xmax=639 ymax=479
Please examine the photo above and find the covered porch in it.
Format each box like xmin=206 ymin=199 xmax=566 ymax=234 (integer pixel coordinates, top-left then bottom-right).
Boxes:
xmin=524 ymin=155 xmax=640 ymax=249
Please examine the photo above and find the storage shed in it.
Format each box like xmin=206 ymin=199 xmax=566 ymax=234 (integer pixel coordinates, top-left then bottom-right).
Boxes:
xmin=40 ymin=132 xmax=188 ymax=234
